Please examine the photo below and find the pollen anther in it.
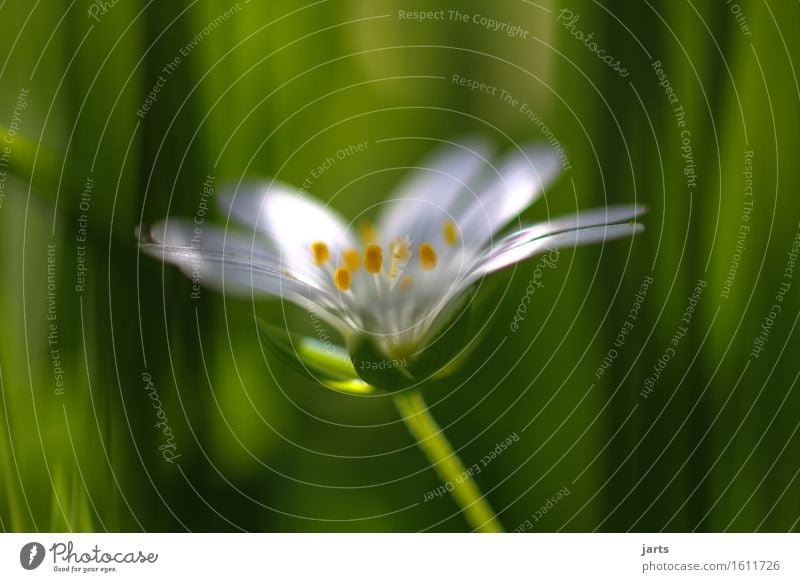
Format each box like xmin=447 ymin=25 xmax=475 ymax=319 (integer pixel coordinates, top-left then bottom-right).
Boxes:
xmin=389 ymin=237 xmax=412 ymax=278
xmin=342 ymin=248 xmax=361 ymax=271
xmin=399 ymin=276 xmax=415 ymax=291
xmin=419 ymin=243 xmax=437 ymax=271
xmin=333 ymin=268 xmax=351 ymax=291
xmin=359 ymin=222 xmax=377 ymax=244
xmin=390 ymin=237 xmax=411 ymax=262
xmin=310 ymin=241 xmax=330 ymax=265
xmin=364 ymin=244 xmax=383 ymax=273
xmin=443 ymin=221 xmax=458 ymax=245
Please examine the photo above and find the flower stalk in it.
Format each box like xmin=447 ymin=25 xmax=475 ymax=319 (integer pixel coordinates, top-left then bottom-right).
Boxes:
xmin=393 ymin=389 xmax=504 ymax=533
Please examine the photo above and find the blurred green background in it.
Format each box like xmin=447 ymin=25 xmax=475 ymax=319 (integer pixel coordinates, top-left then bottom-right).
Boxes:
xmin=1 ymin=0 xmax=798 ymax=532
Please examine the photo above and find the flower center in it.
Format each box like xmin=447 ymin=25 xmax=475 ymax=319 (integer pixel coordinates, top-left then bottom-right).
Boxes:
xmin=311 ymin=224 xmax=448 ymax=293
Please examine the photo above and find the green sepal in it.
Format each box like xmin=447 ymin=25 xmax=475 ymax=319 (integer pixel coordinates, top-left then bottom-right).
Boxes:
xmin=257 ymin=318 xmax=377 ymax=394
xmin=405 ymin=293 xmax=473 ymax=381
xmin=346 ymin=335 xmax=417 ymax=391
xmin=429 ymin=285 xmax=498 ymax=380
xmin=347 ymin=293 xmax=475 ymax=390
xmin=324 ymin=379 xmax=376 ymax=394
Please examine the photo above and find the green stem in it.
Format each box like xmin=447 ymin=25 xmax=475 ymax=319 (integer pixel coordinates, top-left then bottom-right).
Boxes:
xmin=393 ymin=389 xmax=504 ymax=533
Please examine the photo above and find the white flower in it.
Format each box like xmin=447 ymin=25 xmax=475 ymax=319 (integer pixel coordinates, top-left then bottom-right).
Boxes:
xmin=140 ymin=139 xmax=643 ymax=384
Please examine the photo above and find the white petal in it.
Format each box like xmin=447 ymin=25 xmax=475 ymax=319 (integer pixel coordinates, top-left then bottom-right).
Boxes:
xmin=490 ymin=205 xmax=647 ymax=251
xmin=149 ymin=218 xmax=278 ymax=265
xmin=549 ymin=204 xmax=646 ymax=230
xmin=376 ymin=137 xmax=492 ymax=244
xmin=142 ymin=220 xmax=355 ymax=337
xmin=149 ymin=218 xmax=331 ymax=292
xmin=458 ymin=145 xmax=562 ymax=248
xmin=477 ymin=222 xmax=644 ymax=275
xmin=419 ymin=221 xmax=644 ymax=317
xmin=142 ymin=220 xmax=322 ymax=301
xmin=217 ymin=179 xmax=356 ymax=263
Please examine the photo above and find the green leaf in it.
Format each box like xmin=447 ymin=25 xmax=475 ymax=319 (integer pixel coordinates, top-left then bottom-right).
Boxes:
xmin=0 ymin=125 xmax=61 ymax=201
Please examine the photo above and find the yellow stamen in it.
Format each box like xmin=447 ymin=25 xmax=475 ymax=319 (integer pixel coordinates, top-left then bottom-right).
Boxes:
xmin=310 ymin=241 xmax=330 ymax=265
xmin=359 ymin=222 xmax=377 ymax=244
xmin=419 ymin=243 xmax=437 ymax=271
xmin=443 ymin=221 xmax=458 ymax=246
xmin=364 ymin=244 xmax=383 ymax=273
xmin=399 ymin=276 xmax=415 ymax=291
xmin=333 ymin=268 xmax=351 ymax=291
xmin=389 ymin=237 xmax=411 ymax=278
xmin=390 ymin=237 xmax=411 ymax=262
xmin=342 ymin=248 xmax=361 ymax=272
